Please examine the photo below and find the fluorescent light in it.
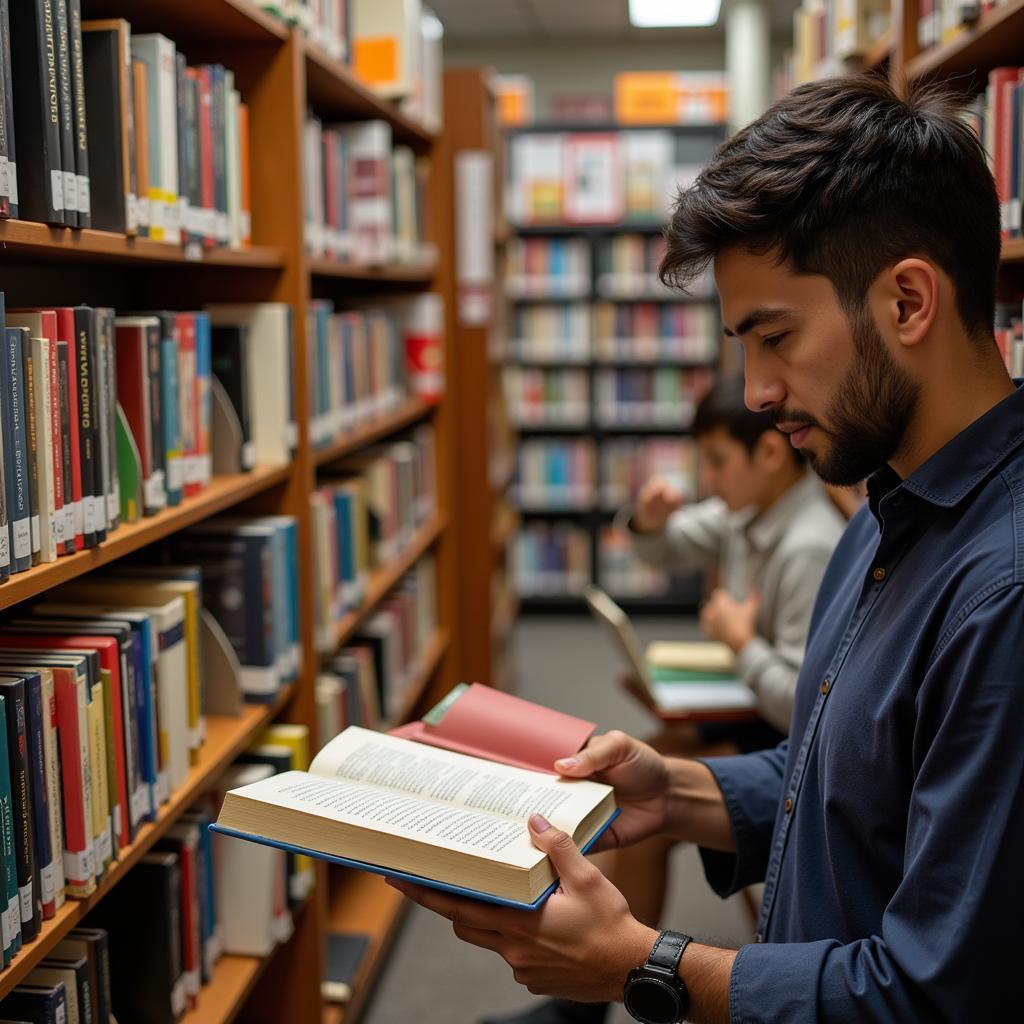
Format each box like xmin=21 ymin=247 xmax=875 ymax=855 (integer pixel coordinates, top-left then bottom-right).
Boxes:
xmin=629 ymin=0 xmax=722 ymax=28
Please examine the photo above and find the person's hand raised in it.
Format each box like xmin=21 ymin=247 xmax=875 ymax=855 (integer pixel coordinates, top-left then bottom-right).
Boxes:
xmin=632 ymin=477 xmax=684 ymax=533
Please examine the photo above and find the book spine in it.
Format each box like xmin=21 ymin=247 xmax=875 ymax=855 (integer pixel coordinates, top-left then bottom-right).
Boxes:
xmin=0 ymin=0 xmax=17 ymax=218
xmin=119 ymin=638 xmax=143 ymax=834
xmin=238 ymin=101 xmax=251 ymax=245
xmin=193 ymin=313 xmax=211 ymax=487
xmin=175 ymin=51 xmax=191 ymax=246
xmin=58 ymin=315 xmax=83 ymax=549
xmin=9 ymin=0 xmax=64 ymax=223
xmin=29 ymin=336 xmax=57 ymax=563
xmin=85 ymin=681 xmax=111 ymax=875
xmin=55 ymin=341 xmax=76 ymax=554
xmin=92 ymin=313 xmax=111 ymax=534
xmin=131 ymin=57 xmax=149 ymax=235
xmin=53 ymin=0 xmax=78 ymax=226
xmin=46 ymin=328 xmax=66 ymax=555
xmin=99 ymin=309 xmax=119 ymax=530
xmin=0 ymin=0 xmax=8 ymax=217
xmin=67 ymin=0 xmax=88 ymax=226
xmin=146 ymin=319 xmax=166 ymax=510
xmin=198 ymin=67 xmax=214 ymax=246
xmin=83 ymin=307 xmax=106 ymax=542
xmin=24 ymin=674 xmax=54 ymax=920
xmin=53 ymin=671 xmax=93 ymax=895
xmin=98 ymin=668 xmax=121 ymax=851
xmin=40 ymin=674 xmax=64 ymax=911
xmin=73 ymin=306 xmax=96 ymax=548
xmin=178 ymin=313 xmax=199 ymax=497
xmin=1 ymin=680 xmax=40 ymax=940
xmin=0 ymin=694 xmax=19 ymax=963
xmin=212 ymin=66 xmax=227 ymax=244
xmin=159 ymin=316 xmax=182 ymax=505
xmin=22 ymin=333 xmax=40 ymax=561
xmin=3 ymin=328 xmax=28 ymax=572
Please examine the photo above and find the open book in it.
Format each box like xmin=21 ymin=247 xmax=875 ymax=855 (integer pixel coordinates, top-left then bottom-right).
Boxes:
xmin=212 ymin=726 xmax=618 ymax=910
xmin=584 ymin=585 xmax=757 ymax=721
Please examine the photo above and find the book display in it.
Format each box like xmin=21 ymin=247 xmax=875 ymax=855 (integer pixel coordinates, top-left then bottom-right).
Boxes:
xmin=0 ymin=1 xmax=458 ymax=1022
xmin=504 ymin=124 xmax=725 ymax=610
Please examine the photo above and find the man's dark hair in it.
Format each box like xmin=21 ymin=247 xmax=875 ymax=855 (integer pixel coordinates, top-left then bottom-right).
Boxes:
xmin=661 ymin=75 xmax=1000 ymax=340
xmin=694 ymin=374 xmax=805 ymax=464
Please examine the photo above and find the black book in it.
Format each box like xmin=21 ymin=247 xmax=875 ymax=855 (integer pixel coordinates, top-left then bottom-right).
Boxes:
xmin=0 ymin=982 xmax=68 ymax=1023
xmin=66 ymin=928 xmax=112 ymax=1024
xmin=0 ymin=0 xmax=8 ymax=218
xmin=52 ymin=0 xmax=77 ymax=226
xmin=55 ymin=341 xmax=76 ymax=555
xmin=81 ymin=305 xmax=106 ymax=543
xmin=66 ymin=0 xmax=89 ymax=229
xmin=0 ymin=297 xmax=8 ymax=582
xmin=210 ymin=324 xmax=253 ymax=470
xmin=0 ymin=0 xmax=15 ymax=219
xmin=72 ymin=306 xmax=97 ymax=547
xmin=3 ymin=326 xmax=32 ymax=573
xmin=8 ymin=0 xmax=63 ymax=224
xmin=0 ymin=675 xmax=39 ymax=940
xmin=17 ymin=671 xmax=51 ymax=922
xmin=81 ymin=21 xmax=129 ymax=234
xmin=40 ymin=953 xmax=93 ymax=1024
xmin=174 ymin=51 xmax=190 ymax=245
xmin=322 ymin=932 xmax=370 ymax=1004
xmin=85 ymin=851 xmax=184 ymax=1024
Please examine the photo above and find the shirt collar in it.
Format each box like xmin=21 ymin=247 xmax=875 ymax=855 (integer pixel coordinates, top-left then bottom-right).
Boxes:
xmin=745 ymin=471 xmax=824 ymax=552
xmin=866 ymin=380 xmax=1024 ymax=521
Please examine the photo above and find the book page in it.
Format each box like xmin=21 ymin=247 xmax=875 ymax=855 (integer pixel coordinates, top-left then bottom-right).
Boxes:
xmin=309 ymin=727 xmax=610 ymax=833
xmin=238 ymin=771 xmax=545 ymax=866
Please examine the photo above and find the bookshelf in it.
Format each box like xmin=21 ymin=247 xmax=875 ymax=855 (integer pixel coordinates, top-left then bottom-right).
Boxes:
xmin=438 ymin=67 xmax=519 ymax=688
xmin=504 ymin=123 xmax=725 ymax=613
xmin=0 ymin=2 xmax=456 ymax=1022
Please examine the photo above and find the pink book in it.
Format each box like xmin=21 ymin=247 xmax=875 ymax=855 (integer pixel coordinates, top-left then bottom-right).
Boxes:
xmin=390 ymin=683 xmax=595 ymax=775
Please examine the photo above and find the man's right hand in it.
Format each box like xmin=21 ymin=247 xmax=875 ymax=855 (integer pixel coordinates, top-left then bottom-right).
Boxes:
xmin=554 ymin=731 xmax=670 ymax=852
xmin=632 ymin=477 xmax=684 ymax=533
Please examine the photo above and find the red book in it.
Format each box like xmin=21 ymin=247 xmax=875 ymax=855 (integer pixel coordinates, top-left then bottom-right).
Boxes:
xmin=0 ymin=634 xmax=131 ymax=853
xmin=390 ymin=683 xmax=596 ymax=775
xmin=990 ymin=67 xmax=1020 ymax=241
xmin=176 ymin=313 xmax=201 ymax=498
xmin=114 ymin=317 xmax=157 ymax=507
xmin=54 ymin=310 xmax=84 ymax=550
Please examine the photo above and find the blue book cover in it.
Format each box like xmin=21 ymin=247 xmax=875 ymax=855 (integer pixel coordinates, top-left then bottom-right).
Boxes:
xmin=158 ymin=324 xmax=182 ymax=506
xmin=251 ymin=516 xmax=300 ymax=680
xmin=0 ymin=692 xmax=19 ymax=962
xmin=341 ymin=318 xmax=355 ymax=412
xmin=193 ymin=312 xmax=212 ymax=487
xmin=4 ymin=327 xmax=31 ymax=573
xmin=210 ymin=808 xmax=620 ymax=912
xmin=315 ymin=302 xmax=331 ymax=435
xmin=332 ymin=489 xmax=355 ymax=606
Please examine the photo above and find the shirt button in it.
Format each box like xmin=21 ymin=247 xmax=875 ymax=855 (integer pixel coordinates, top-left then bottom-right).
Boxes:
xmin=784 ymin=796 xmax=793 ymax=813
xmin=872 ymin=567 xmax=886 ymax=582
xmin=820 ymin=678 xmax=830 ymax=695
xmin=754 ymin=932 xmax=763 ymax=943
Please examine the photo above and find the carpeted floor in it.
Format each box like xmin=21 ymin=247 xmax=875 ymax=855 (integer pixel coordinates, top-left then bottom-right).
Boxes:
xmin=360 ymin=614 xmax=756 ymax=1024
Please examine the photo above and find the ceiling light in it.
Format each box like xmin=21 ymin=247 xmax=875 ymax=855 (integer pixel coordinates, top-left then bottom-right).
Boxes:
xmin=629 ymin=0 xmax=722 ymax=28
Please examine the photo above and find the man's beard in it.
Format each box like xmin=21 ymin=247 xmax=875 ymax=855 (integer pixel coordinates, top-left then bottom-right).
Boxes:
xmin=775 ymin=314 xmax=920 ymax=487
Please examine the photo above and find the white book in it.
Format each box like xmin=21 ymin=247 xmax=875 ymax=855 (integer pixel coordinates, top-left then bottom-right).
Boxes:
xmin=131 ymin=35 xmax=180 ymax=244
xmin=337 ymin=121 xmax=393 ymax=265
xmin=24 ymin=332 xmax=58 ymax=562
xmin=226 ymin=85 xmax=242 ymax=249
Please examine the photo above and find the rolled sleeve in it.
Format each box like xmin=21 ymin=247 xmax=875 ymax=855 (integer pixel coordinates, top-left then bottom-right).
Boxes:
xmin=695 ymin=741 xmax=788 ymax=897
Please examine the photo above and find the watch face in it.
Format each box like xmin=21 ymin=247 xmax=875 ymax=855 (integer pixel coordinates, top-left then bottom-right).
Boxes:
xmin=624 ymin=976 xmax=682 ymax=1024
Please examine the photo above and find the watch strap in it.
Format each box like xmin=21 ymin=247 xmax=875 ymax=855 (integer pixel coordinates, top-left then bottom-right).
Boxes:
xmin=648 ymin=930 xmax=692 ymax=974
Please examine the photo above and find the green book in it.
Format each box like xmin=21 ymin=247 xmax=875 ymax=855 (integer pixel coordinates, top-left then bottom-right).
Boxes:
xmin=649 ymin=666 xmax=742 ymax=685
xmin=0 ymin=692 xmax=21 ymax=963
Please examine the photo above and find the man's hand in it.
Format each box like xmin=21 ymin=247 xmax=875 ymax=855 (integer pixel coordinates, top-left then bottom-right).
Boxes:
xmin=632 ymin=477 xmax=685 ymax=534
xmin=554 ymin=731 xmax=669 ymax=851
xmin=700 ymin=588 xmax=760 ymax=654
xmin=388 ymin=814 xmax=658 ymax=1003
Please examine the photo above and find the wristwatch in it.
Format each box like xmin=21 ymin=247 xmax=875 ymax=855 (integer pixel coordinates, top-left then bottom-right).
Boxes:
xmin=623 ymin=930 xmax=692 ymax=1024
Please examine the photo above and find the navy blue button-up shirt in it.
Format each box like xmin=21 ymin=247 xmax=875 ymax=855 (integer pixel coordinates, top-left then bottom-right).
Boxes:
xmin=698 ymin=382 xmax=1024 ymax=1022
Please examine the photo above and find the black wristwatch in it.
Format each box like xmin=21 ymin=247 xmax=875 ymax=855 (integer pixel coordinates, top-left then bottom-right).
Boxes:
xmin=623 ymin=930 xmax=692 ymax=1024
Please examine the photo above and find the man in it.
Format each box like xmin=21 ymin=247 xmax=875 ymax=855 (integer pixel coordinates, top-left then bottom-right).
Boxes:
xmin=390 ymin=76 xmax=1024 ymax=1021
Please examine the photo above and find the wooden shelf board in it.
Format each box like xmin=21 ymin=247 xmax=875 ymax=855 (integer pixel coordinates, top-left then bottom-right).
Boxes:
xmin=1001 ymin=237 xmax=1024 ymax=262
xmin=314 ymin=400 xmax=436 ymax=465
xmin=334 ymin=516 xmax=446 ymax=648
xmin=179 ymin=955 xmax=264 ymax=1024
xmin=324 ymin=872 xmax=409 ymax=1024
xmin=309 ymin=259 xmax=436 ymax=283
xmin=386 ymin=628 xmax=450 ymax=726
xmin=0 ymin=219 xmax=285 ymax=268
xmin=0 ymin=683 xmax=295 ymax=998
xmin=906 ymin=0 xmax=1024 ymax=81
xmin=80 ymin=0 xmax=289 ymax=45
xmin=304 ymin=42 xmax=435 ymax=151
xmin=0 ymin=463 xmax=292 ymax=612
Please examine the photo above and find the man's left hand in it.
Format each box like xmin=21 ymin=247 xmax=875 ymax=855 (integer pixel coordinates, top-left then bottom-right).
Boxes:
xmin=700 ymin=588 xmax=760 ymax=654
xmin=386 ymin=814 xmax=658 ymax=1002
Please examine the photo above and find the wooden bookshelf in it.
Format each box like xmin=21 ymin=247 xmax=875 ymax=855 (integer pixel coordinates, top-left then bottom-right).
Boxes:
xmin=0 ymin=0 xmax=459 ymax=1019
xmin=1002 ymin=238 xmax=1024 ymax=263
xmin=0 ymin=683 xmax=294 ymax=992
xmin=0 ymin=464 xmax=291 ymax=611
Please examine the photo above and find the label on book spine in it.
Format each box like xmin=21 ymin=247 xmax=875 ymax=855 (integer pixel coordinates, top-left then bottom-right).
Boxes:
xmin=30 ymin=514 xmax=40 ymax=552
xmin=72 ymin=499 xmax=83 ymax=540
xmin=113 ymin=804 xmax=122 ymax=838
xmin=145 ymin=472 xmax=167 ymax=510
xmin=13 ymin=520 xmax=30 ymax=561
xmin=83 ymin=496 xmax=98 ymax=535
xmin=241 ymin=441 xmax=256 ymax=470
xmin=40 ymin=861 xmax=57 ymax=904
xmin=156 ymin=769 xmax=170 ymax=806
xmin=64 ymin=846 xmax=92 ymax=883
xmin=8 ymin=165 xmax=17 ymax=206
xmin=64 ymin=171 xmax=78 ymax=212
xmin=171 ymin=977 xmax=187 ymax=1017
xmin=167 ymin=455 xmax=183 ymax=493
xmin=136 ymin=195 xmax=150 ymax=227
xmin=51 ymin=511 xmax=66 ymax=544
xmin=130 ymin=785 xmax=149 ymax=825
xmin=18 ymin=881 xmax=32 ymax=922
xmin=107 ymin=491 xmax=117 ymax=523
xmin=0 ymin=531 xmax=9 ymax=568
xmin=55 ymin=1002 xmax=66 ymax=1024
xmin=5 ymin=896 xmax=17 ymax=937
xmin=1 ymin=900 xmax=11 ymax=948
xmin=0 ymin=157 xmax=7 ymax=198
xmin=60 ymin=506 xmax=74 ymax=543
xmin=51 ymin=170 xmax=65 ymax=212
xmin=126 ymin=193 xmax=138 ymax=233
xmin=78 ymin=176 xmax=91 ymax=216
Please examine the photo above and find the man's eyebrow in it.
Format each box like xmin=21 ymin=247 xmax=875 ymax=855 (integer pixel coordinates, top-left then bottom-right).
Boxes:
xmin=722 ymin=307 xmax=799 ymax=338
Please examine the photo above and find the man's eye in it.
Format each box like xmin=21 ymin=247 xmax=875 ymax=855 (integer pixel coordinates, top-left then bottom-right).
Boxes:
xmin=763 ymin=332 xmax=789 ymax=349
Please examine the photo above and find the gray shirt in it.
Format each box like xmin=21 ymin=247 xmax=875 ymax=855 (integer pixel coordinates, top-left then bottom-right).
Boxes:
xmin=620 ymin=471 xmax=846 ymax=732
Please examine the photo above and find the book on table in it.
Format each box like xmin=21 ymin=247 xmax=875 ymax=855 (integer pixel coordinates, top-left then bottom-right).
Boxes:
xmin=583 ymin=584 xmax=758 ymax=722
xmin=213 ymin=724 xmax=618 ymax=911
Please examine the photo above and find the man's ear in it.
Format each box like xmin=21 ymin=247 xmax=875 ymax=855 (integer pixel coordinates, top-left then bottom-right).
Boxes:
xmin=753 ymin=430 xmax=789 ymax=472
xmin=876 ymin=258 xmax=939 ymax=350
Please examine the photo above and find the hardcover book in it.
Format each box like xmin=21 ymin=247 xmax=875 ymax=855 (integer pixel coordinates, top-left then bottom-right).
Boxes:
xmin=213 ymin=726 xmax=617 ymax=910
